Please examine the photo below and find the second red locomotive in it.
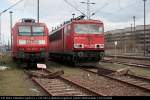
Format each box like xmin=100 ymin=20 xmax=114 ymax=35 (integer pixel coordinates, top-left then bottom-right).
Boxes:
xmin=49 ymin=15 xmax=105 ymax=64
xmin=12 ymin=18 xmax=49 ymax=63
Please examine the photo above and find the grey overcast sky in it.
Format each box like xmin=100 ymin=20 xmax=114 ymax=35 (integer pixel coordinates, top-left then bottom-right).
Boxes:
xmin=0 ymin=0 xmax=150 ymax=44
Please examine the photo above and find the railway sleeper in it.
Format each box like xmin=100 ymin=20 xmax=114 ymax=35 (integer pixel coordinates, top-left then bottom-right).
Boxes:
xmin=109 ymin=68 xmax=130 ymax=76
xmin=52 ymin=91 xmax=86 ymax=96
xmin=27 ymin=70 xmax=64 ymax=79
xmin=50 ymin=89 xmax=78 ymax=94
xmin=50 ymin=88 xmax=75 ymax=92
xmin=48 ymin=84 xmax=69 ymax=87
xmin=47 ymin=86 xmax=72 ymax=90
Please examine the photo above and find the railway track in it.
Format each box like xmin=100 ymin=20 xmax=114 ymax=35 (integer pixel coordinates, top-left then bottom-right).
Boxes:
xmin=81 ymin=67 xmax=150 ymax=92
xmin=25 ymin=69 xmax=105 ymax=96
xmin=102 ymin=58 xmax=150 ymax=70
xmin=105 ymin=55 xmax=150 ymax=60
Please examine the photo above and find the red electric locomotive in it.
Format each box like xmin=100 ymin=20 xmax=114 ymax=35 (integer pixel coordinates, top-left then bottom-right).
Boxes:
xmin=49 ymin=15 xmax=105 ymax=64
xmin=12 ymin=18 xmax=49 ymax=63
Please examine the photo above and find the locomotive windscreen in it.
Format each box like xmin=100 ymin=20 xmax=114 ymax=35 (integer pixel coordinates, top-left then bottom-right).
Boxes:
xmin=19 ymin=26 xmax=44 ymax=36
xmin=32 ymin=26 xmax=44 ymax=35
xmin=75 ymin=24 xmax=103 ymax=34
xmin=19 ymin=26 xmax=31 ymax=35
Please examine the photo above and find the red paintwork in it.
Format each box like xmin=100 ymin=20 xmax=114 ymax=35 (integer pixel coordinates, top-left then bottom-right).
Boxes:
xmin=49 ymin=19 xmax=104 ymax=53
xmin=73 ymin=34 xmax=104 ymax=50
xmin=12 ymin=21 xmax=49 ymax=58
xmin=16 ymin=36 xmax=48 ymax=52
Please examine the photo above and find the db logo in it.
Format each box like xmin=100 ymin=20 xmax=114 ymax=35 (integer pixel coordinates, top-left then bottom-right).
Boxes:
xmin=87 ymin=37 xmax=93 ymax=42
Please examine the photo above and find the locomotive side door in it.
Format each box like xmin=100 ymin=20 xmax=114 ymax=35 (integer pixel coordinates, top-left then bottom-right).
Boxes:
xmin=63 ymin=24 xmax=72 ymax=51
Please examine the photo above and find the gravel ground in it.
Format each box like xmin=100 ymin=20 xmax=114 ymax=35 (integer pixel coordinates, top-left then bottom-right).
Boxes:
xmin=64 ymin=70 xmax=150 ymax=96
xmin=47 ymin=62 xmax=150 ymax=96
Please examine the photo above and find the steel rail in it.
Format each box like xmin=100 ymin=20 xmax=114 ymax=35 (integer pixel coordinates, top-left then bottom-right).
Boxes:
xmin=25 ymin=69 xmax=105 ymax=96
xmin=101 ymin=59 xmax=150 ymax=70
xmin=44 ymin=69 xmax=106 ymax=96
xmin=81 ymin=67 xmax=150 ymax=92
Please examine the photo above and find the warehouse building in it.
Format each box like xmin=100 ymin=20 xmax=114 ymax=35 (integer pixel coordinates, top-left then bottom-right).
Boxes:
xmin=105 ymin=25 xmax=150 ymax=56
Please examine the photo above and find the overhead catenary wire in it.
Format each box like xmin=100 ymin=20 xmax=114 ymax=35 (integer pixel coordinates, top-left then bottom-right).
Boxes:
xmin=116 ymin=0 xmax=139 ymax=11
xmin=73 ymin=0 xmax=79 ymax=8
xmin=64 ymin=0 xmax=110 ymax=19
xmin=90 ymin=3 xmax=109 ymax=17
xmin=0 ymin=0 xmax=24 ymax=15
xmin=64 ymin=0 xmax=86 ymax=16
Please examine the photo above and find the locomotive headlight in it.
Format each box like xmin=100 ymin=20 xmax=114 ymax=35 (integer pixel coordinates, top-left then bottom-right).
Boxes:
xmin=95 ymin=44 xmax=104 ymax=48
xmin=19 ymin=40 xmax=26 ymax=45
xmin=38 ymin=40 xmax=46 ymax=45
xmin=74 ymin=44 xmax=84 ymax=48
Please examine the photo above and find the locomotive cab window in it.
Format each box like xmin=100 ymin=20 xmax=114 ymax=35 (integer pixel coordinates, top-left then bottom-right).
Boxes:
xmin=33 ymin=26 xmax=44 ymax=35
xmin=75 ymin=24 xmax=103 ymax=34
xmin=19 ymin=26 xmax=31 ymax=35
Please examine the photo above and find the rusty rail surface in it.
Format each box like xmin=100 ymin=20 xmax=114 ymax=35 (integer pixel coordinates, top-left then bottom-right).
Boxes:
xmin=25 ymin=69 xmax=105 ymax=96
xmin=101 ymin=57 xmax=150 ymax=70
xmin=81 ymin=67 xmax=150 ymax=92
xmin=106 ymin=55 xmax=150 ymax=60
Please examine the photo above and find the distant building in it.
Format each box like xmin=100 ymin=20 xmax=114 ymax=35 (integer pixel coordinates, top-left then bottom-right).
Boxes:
xmin=105 ymin=25 xmax=150 ymax=56
xmin=0 ymin=45 xmax=10 ymax=52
